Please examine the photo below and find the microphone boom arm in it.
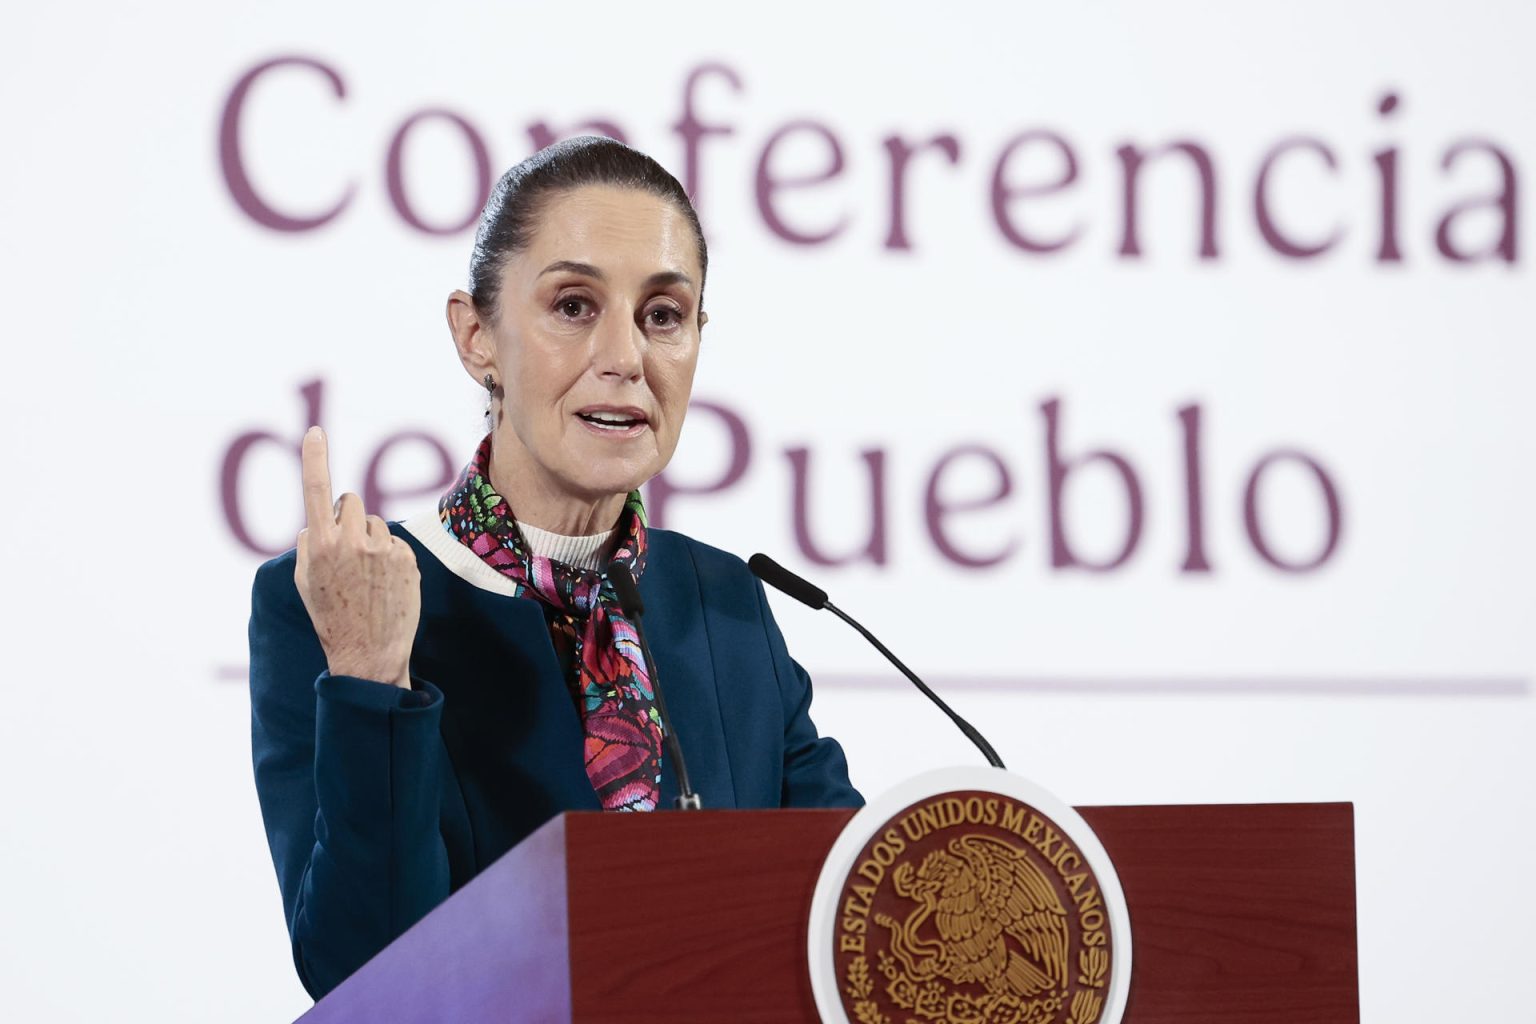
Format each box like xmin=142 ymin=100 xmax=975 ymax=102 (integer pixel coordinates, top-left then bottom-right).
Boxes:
xmin=747 ymin=552 xmax=1005 ymax=771
xmin=824 ymin=601 xmax=1006 ymax=770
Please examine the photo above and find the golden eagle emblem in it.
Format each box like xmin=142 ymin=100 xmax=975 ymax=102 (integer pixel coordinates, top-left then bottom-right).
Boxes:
xmin=829 ymin=789 xmax=1118 ymax=1024
xmin=878 ymin=834 xmax=1070 ymax=1000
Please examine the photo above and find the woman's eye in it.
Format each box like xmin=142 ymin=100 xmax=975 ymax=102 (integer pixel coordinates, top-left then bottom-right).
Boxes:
xmin=557 ymin=297 xmax=593 ymax=319
xmin=646 ymin=306 xmax=682 ymax=328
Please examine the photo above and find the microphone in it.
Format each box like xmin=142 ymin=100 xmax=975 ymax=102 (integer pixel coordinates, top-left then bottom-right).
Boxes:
xmin=747 ymin=553 xmax=1006 ymax=770
xmin=607 ymin=562 xmax=702 ymax=810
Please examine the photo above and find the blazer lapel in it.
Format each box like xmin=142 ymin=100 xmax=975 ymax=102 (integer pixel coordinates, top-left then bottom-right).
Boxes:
xmin=643 ymin=535 xmax=739 ymax=810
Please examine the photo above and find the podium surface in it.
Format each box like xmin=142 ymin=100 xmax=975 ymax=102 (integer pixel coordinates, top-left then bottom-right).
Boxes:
xmin=299 ymin=803 xmax=1357 ymax=1023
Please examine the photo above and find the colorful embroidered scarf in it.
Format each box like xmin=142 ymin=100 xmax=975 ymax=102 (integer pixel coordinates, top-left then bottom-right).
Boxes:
xmin=438 ymin=434 xmax=663 ymax=812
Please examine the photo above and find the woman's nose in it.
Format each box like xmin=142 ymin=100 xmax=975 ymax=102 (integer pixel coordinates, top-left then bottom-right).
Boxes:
xmin=592 ymin=307 xmax=645 ymax=381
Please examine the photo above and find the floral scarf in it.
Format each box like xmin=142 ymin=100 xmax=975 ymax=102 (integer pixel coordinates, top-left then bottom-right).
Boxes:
xmin=438 ymin=434 xmax=663 ymax=812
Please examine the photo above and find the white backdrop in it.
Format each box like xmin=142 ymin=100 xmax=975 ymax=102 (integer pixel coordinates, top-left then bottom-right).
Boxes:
xmin=2 ymin=2 xmax=1532 ymax=1020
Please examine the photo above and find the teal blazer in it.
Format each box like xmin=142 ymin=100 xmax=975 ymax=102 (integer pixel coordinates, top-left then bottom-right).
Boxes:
xmin=249 ymin=517 xmax=862 ymax=999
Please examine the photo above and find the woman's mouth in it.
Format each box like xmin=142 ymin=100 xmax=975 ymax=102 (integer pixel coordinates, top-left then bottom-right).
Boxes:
xmin=575 ymin=407 xmax=649 ymax=436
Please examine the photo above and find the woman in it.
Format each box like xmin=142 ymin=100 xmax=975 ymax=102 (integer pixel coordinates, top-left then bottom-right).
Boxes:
xmin=249 ymin=136 xmax=862 ymax=1000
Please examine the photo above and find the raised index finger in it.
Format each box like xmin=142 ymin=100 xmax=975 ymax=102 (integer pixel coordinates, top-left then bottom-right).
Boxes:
xmin=301 ymin=426 xmax=335 ymax=530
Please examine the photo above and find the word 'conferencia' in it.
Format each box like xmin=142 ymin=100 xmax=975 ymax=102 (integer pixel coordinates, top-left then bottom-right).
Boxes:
xmin=221 ymin=379 xmax=1343 ymax=575
xmin=221 ymin=57 xmax=1517 ymax=263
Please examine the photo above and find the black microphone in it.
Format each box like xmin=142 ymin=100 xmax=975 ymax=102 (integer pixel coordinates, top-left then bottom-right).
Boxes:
xmin=747 ymin=553 xmax=1006 ymax=770
xmin=607 ymin=562 xmax=702 ymax=810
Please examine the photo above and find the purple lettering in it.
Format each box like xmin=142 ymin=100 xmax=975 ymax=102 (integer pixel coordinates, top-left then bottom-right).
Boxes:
xmin=220 ymin=378 xmax=324 ymax=556
xmin=1375 ymin=92 xmax=1403 ymax=262
xmin=755 ymin=120 xmax=848 ymax=245
xmin=1243 ymin=451 xmax=1343 ymax=571
xmin=385 ymin=109 xmax=492 ymax=235
xmin=1178 ymin=403 xmax=1211 ymax=573
xmin=883 ymin=132 xmax=961 ymax=251
xmin=991 ymin=130 xmax=1082 ymax=254
xmin=923 ymin=445 xmax=1018 ymax=568
xmin=362 ymin=431 xmax=455 ymax=521
xmin=1436 ymin=140 xmax=1518 ymax=263
xmin=646 ymin=400 xmax=752 ymax=529
xmin=787 ymin=448 xmax=887 ymax=566
xmin=219 ymin=56 xmax=355 ymax=231
xmin=672 ymin=63 xmax=743 ymax=219
xmin=1117 ymin=140 xmax=1219 ymax=259
xmin=1043 ymin=398 xmax=1143 ymax=571
xmin=1255 ymin=138 xmax=1343 ymax=258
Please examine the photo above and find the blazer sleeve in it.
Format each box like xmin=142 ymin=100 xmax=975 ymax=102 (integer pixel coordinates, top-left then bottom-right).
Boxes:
xmin=754 ymin=579 xmax=865 ymax=809
xmin=248 ymin=554 xmax=450 ymax=999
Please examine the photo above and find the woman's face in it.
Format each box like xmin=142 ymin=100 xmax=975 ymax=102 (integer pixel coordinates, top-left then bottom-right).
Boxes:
xmin=464 ymin=185 xmax=705 ymax=513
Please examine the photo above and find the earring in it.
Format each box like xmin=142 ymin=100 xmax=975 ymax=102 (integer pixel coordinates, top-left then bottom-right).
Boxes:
xmin=483 ymin=373 xmax=496 ymax=394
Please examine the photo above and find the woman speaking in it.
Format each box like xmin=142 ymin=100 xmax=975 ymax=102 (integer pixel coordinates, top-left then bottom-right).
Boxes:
xmin=248 ymin=136 xmax=862 ymax=999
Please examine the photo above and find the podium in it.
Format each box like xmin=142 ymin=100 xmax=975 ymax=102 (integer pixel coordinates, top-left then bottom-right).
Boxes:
xmin=297 ymin=803 xmax=1358 ymax=1023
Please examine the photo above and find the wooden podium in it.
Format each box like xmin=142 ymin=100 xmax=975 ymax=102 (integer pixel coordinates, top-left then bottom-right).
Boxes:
xmin=296 ymin=803 xmax=1358 ymax=1023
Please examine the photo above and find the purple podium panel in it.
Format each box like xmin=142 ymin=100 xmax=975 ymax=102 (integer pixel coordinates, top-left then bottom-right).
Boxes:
xmin=298 ymin=814 xmax=573 ymax=1024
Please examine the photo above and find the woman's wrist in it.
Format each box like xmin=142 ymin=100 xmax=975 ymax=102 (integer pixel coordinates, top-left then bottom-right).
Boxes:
xmin=327 ymin=660 xmax=413 ymax=690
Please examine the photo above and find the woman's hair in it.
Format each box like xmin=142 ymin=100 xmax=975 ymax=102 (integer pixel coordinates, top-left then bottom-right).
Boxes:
xmin=468 ymin=135 xmax=708 ymax=320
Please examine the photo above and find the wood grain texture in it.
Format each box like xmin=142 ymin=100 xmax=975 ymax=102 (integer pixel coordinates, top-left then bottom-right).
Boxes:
xmin=565 ymin=809 xmax=851 ymax=1023
xmin=561 ymin=803 xmax=1357 ymax=1024
xmin=1078 ymin=803 xmax=1359 ymax=1024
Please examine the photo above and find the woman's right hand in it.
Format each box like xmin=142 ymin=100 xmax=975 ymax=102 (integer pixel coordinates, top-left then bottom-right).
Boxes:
xmin=295 ymin=426 xmax=421 ymax=690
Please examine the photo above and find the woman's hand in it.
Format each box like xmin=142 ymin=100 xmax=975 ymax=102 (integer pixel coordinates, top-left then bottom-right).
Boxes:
xmin=294 ymin=426 xmax=421 ymax=689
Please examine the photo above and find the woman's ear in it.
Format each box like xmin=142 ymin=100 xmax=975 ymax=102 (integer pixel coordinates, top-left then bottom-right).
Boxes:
xmin=447 ymin=290 xmax=496 ymax=381
xmin=698 ymin=309 xmax=710 ymax=330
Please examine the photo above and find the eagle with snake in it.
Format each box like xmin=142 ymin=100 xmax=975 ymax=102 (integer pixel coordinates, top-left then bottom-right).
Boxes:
xmin=877 ymin=833 xmax=1071 ymax=999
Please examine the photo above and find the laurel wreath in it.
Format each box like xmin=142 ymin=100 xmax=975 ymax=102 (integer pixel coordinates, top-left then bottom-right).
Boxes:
xmin=845 ymin=955 xmax=893 ymax=1024
xmin=1064 ymin=989 xmax=1104 ymax=1024
xmin=847 ymin=952 xmax=1087 ymax=1024
xmin=846 ymin=955 xmax=875 ymax=1000
xmin=844 ymin=936 xmax=1110 ymax=1024
xmin=1076 ymin=947 xmax=1108 ymax=989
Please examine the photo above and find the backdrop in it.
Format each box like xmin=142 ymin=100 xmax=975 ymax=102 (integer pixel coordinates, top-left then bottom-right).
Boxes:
xmin=2 ymin=2 xmax=1531 ymax=1020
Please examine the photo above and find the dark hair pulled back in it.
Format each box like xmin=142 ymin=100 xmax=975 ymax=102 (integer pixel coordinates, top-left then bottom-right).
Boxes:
xmin=468 ymin=135 xmax=708 ymax=321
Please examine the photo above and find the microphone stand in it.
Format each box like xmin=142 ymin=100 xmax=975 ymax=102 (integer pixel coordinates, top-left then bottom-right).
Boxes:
xmin=748 ymin=553 xmax=1006 ymax=770
xmin=607 ymin=563 xmax=702 ymax=810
